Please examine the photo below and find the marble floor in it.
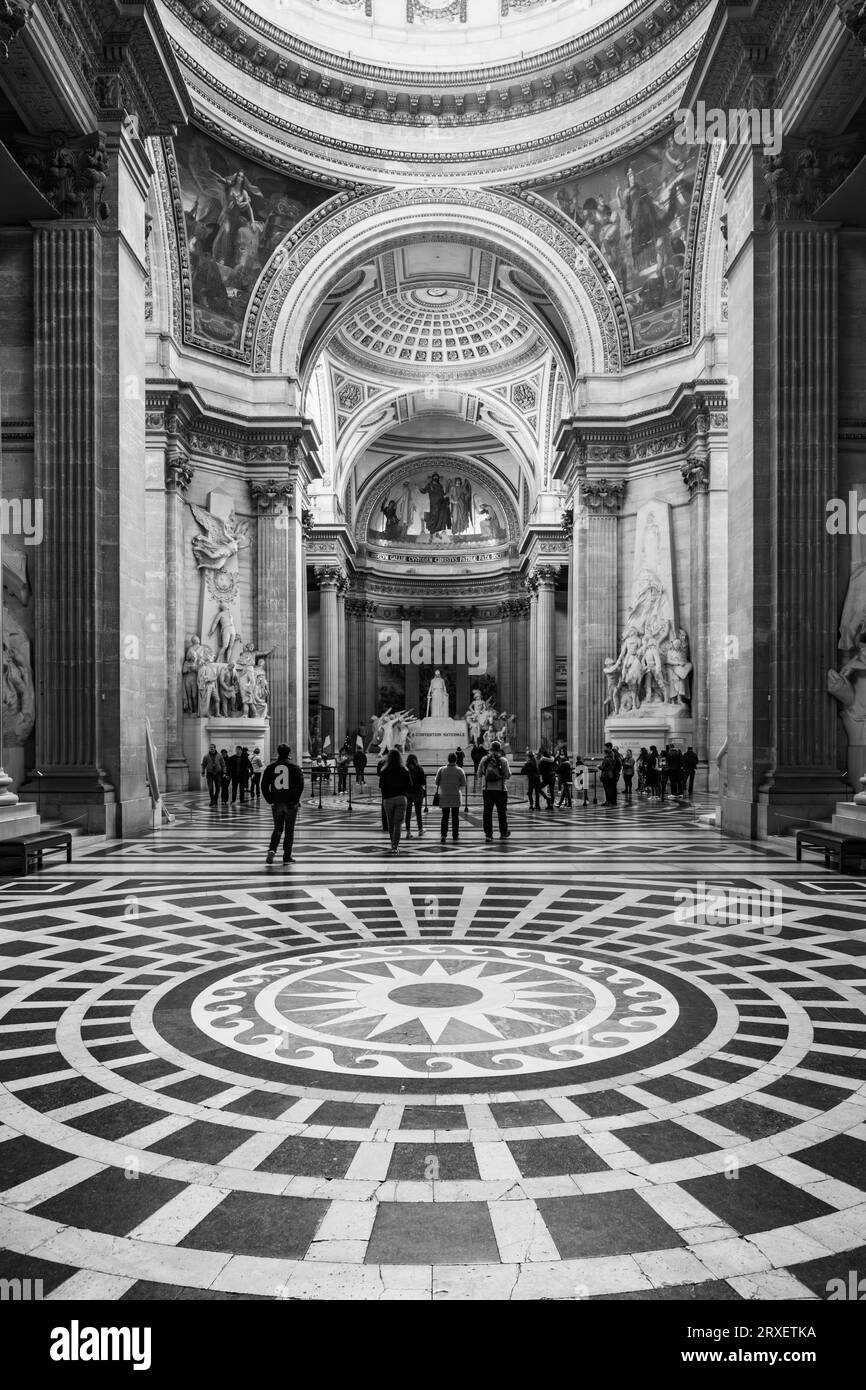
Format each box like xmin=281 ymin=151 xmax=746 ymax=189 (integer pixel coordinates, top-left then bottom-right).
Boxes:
xmin=1 ymin=785 xmax=866 ymax=1301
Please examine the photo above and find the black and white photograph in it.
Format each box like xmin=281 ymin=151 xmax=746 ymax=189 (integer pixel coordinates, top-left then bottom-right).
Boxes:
xmin=0 ymin=0 xmax=865 ymax=1366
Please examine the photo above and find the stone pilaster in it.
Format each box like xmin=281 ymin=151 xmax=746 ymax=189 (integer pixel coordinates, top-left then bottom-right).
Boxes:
xmin=682 ymin=440 xmax=710 ymax=766
xmin=721 ymin=138 xmax=847 ymax=834
xmin=250 ymin=473 xmax=303 ymax=753
xmin=533 ymin=565 xmax=558 ymax=741
xmin=316 ymin=565 xmax=345 ymax=746
xmin=364 ymin=601 xmax=379 ymax=729
xmin=31 ymin=121 xmax=154 ymax=833
xmin=164 ymin=446 xmax=193 ymax=789
xmin=578 ymin=478 xmax=624 ymax=756
xmin=525 ymin=575 xmax=538 ymax=747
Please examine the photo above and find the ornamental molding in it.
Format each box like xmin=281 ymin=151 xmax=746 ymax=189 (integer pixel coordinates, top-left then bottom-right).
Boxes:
xmin=173 ymin=39 xmax=699 ymax=172
xmin=248 ymin=185 xmax=622 ymax=376
xmin=249 ymin=478 xmax=296 ymax=511
xmin=761 ymin=134 xmax=862 ymax=225
xmin=167 ymin=0 xmax=705 ymax=128
xmin=0 ymin=1 xmax=28 ymax=61
xmin=145 ymin=388 xmax=314 ymax=471
xmin=18 ymin=130 xmax=110 ymax=222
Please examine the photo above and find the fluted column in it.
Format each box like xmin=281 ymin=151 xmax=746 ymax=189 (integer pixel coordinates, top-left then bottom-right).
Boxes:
xmin=31 ymin=123 xmax=154 ymax=832
xmin=316 ymin=566 xmax=344 ymax=747
xmin=721 ymin=138 xmax=845 ymax=834
xmin=250 ymin=475 xmax=302 ymax=750
xmin=165 ymin=450 xmax=194 ymax=787
xmin=534 ymin=565 xmax=558 ymax=741
xmin=337 ymin=574 xmax=348 ymax=747
xmin=579 ymin=479 xmax=624 ymax=755
xmin=682 ymin=448 xmax=710 ymax=765
xmin=525 ymin=576 xmax=538 ymax=747
xmin=497 ymin=602 xmax=512 ymax=720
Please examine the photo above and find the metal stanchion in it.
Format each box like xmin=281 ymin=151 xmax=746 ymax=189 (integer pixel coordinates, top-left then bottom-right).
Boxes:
xmin=347 ymin=768 xmax=353 ymax=812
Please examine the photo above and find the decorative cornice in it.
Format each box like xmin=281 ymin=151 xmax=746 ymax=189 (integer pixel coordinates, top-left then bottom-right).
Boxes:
xmin=167 ymin=0 xmax=706 ymax=130
xmin=839 ymin=1 xmax=866 ymax=48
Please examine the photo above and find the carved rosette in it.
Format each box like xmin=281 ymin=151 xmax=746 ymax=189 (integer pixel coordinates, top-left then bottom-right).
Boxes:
xmin=581 ymin=478 xmax=626 ymax=516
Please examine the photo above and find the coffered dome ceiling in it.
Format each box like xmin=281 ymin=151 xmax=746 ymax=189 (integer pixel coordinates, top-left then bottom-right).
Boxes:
xmin=333 ymin=286 xmax=543 ymax=375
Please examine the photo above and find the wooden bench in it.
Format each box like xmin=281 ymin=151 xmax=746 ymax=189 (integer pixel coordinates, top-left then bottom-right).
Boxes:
xmin=0 ymin=831 xmax=73 ymax=877
xmin=794 ymin=828 xmax=866 ymax=873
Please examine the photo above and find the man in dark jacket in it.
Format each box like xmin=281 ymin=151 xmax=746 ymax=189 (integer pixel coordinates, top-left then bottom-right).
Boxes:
xmin=479 ymin=741 xmax=512 ymax=841
xmin=521 ymin=751 xmax=542 ymax=808
xmin=683 ymin=746 xmax=699 ymax=797
xmin=471 ymin=740 xmax=485 ymax=790
xmin=600 ymin=742 xmax=621 ymax=805
xmin=201 ymin=744 xmax=225 ymax=806
xmin=537 ymin=749 xmax=556 ymax=807
xmin=261 ymin=744 xmax=305 ymax=864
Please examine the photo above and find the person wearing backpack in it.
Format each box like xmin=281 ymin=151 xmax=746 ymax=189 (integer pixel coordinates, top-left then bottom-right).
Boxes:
xmin=261 ymin=743 xmax=305 ymax=864
xmin=201 ymin=744 xmax=225 ymax=806
xmin=479 ymin=740 xmax=512 ymax=841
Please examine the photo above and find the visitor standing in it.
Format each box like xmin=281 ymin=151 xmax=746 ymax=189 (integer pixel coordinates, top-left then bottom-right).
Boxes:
xmin=201 ymin=744 xmax=224 ymax=806
xmin=683 ymin=745 xmax=698 ymax=797
xmin=454 ymin=745 xmax=465 ymax=769
xmin=521 ymin=751 xmax=542 ymax=808
xmin=600 ymin=742 xmax=621 ymax=805
xmin=471 ymin=740 xmax=485 ymax=790
xmin=556 ymin=753 xmax=574 ymax=807
xmin=336 ymin=750 xmax=349 ymax=794
xmin=622 ymin=748 xmax=635 ymax=800
xmin=405 ymin=753 xmax=426 ymax=838
xmin=353 ymin=746 xmax=367 ymax=786
xmin=219 ymin=748 xmax=231 ymax=804
xmin=227 ymin=745 xmax=245 ymax=803
xmin=538 ymin=748 xmax=556 ymax=807
xmin=261 ymin=743 xmax=304 ymax=864
xmin=435 ymin=752 xmax=465 ymax=843
xmin=480 ymin=740 xmax=511 ymax=840
xmin=379 ymin=748 xmax=412 ymax=853
xmin=249 ymin=747 xmax=264 ymax=800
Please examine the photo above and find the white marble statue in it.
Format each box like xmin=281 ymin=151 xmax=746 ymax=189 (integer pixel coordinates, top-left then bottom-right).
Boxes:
xmin=182 ymin=636 xmax=212 ymax=714
xmin=665 ymin=629 xmax=693 ymax=704
xmin=208 ymin=602 xmax=238 ymax=664
xmin=426 ymin=669 xmax=449 ymax=719
xmin=2 ymin=607 xmax=35 ymax=745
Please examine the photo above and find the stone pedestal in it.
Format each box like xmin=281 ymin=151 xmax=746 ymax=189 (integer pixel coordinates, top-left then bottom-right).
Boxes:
xmin=831 ymin=801 xmax=866 ymax=838
xmin=183 ymin=717 xmax=270 ymax=790
xmin=407 ymin=717 xmax=469 ymax=768
xmin=605 ymin=710 xmax=693 ymax=751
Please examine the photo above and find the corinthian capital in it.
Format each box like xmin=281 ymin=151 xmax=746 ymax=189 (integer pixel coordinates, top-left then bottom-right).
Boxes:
xmin=681 ymin=457 xmax=709 ymax=496
xmin=315 ymin=565 xmax=347 ymax=591
xmin=581 ymin=478 xmax=625 ymax=515
xmin=0 ymin=1 xmax=29 ymax=60
xmin=249 ymin=478 xmax=293 ymax=512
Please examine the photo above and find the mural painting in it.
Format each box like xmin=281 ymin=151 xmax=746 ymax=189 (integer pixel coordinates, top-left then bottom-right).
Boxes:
xmin=173 ymin=126 xmax=331 ymax=350
xmin=369 ymin=469 xmax=508 ymax=547
xmin=537 ymin=134 xmax=701 ymax=350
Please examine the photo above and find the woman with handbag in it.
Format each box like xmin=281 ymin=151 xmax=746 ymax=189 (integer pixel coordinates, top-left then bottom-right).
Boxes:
xmin=434 ymin=752 xmax=466 ymax=843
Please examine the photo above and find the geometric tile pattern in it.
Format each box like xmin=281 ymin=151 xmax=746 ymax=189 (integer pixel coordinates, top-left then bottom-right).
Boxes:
xmin=1 ymin=790 xmax=865 ymax=1300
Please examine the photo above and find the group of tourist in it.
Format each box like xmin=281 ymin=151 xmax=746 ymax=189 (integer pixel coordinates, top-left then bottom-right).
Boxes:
xmin=200 ymin=734 xmax=701 ymax=866
xmin=376 ymin=743 xmax=511 ymax=853
xmin=598 ymin=742 xmax=698 ymax=805
xmin=200 ymin=743 xmax=264 ymax=805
